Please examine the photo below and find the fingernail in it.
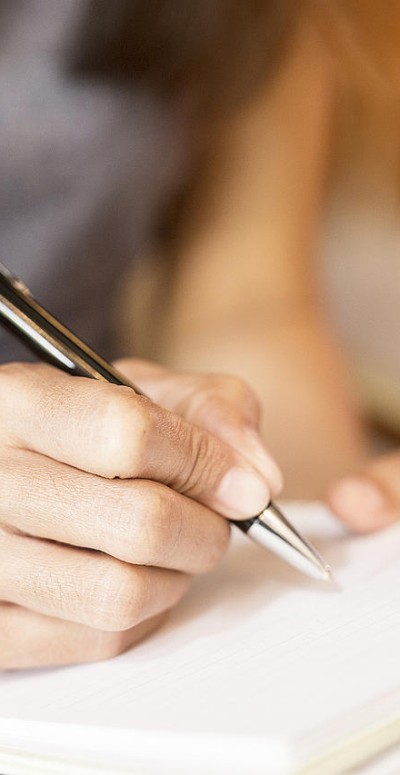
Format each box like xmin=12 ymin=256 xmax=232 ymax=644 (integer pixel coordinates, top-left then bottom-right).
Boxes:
xmin=216 ymin=468 xmax=270 ymax=518
xmin=330 ymin=476 xmax=392 ymax=530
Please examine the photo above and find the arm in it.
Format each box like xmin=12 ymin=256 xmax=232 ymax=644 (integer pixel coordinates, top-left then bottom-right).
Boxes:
xmin=153 ymin=19 xmax=367 ymax=498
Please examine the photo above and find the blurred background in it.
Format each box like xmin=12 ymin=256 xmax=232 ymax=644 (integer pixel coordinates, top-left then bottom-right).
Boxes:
xmin=3 ymin=1 xmax=399 ymax=500
xmin=115 ymin=0 xmax=400 ymax=495
xmin=322 ymin=92 xmax=400 ymax=439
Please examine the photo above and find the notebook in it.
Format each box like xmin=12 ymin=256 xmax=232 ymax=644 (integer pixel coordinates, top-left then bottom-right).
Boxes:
xmin=1 ymin=502 xmax=400 ymax=775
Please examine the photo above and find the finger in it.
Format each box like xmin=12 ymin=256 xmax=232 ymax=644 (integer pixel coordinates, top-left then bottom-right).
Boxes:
xmin=326 ymin=451 xmax=400 ymax=533
xmin=0 ymin=531 xmax=190 ymax=631
xmin=1 ymin=449 xmax=230 ymax=574
xmin=0 ymin=603 xmax=166 ymax=670
xmin=0 ymin=362 xmax=271 ymax=519
xmin=115 ymin=359 xmax=283 ymax=494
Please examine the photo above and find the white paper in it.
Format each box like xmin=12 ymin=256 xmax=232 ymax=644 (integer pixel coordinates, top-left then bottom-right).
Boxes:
xmin=1 ymin=503 xmax=400 ymax=774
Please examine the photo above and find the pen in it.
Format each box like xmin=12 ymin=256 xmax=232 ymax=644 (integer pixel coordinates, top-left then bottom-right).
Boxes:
xmin=0 ymin=262 xmax=332 ymax=581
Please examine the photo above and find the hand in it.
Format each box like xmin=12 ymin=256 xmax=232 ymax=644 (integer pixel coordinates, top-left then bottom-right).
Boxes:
xmin=0 ymin=359 xmax=281 ymax=670
xmin=326 ymin=451 xmax=400 ymax=533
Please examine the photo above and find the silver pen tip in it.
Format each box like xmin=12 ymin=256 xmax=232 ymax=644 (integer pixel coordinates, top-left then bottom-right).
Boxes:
xmin=251 ymin=502 xmax=334 ymax=583
xmin=322 ymin=567 xmax=342 ymax=590
xmin=323 ymin=567 xmax=333 ymax=582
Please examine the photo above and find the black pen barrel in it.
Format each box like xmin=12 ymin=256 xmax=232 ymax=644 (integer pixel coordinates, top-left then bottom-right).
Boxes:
xmin=0 ymin=270 xmax=140 ymax=390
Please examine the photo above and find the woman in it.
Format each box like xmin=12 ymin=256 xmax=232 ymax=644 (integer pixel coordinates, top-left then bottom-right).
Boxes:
xmin=0 ymin=0 xmax=397 ymax=671
xmin=129 ymin=1 xmax=400 ymax=499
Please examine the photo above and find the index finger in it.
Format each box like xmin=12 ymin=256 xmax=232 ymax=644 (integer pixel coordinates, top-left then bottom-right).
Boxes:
xmin=0 ymin=363 xmax=270 ymax=519
xmin=116 ymin=360 xmax=282 ymax=489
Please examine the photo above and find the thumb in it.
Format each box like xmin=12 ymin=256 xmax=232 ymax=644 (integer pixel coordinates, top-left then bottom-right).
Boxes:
xmin=179 ymin=375 xmax=283 ymax=496
xmin=115 ymin=359 xmax=283 ymax=501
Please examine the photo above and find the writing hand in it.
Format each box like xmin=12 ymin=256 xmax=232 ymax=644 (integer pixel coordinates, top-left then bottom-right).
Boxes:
xmin=0 ymin=360 xmax=281 ymax=670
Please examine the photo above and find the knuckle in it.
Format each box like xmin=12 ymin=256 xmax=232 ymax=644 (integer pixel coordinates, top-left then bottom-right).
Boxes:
xmin=88 ymin=561 xmax=143 ymax=631
xmin=93 ymin=480 xmax=138 ymax=546
xmin=94 ymin=389 xmax=150 ymax=478
xmin=88 ymin=613 xmax=167 ymax=663
xmin=207 ymin=373 xmax=255 ymax=401
xmin=88 ymin=481 xmax=179 ymax=567
xmin=134 ymin=485 xmax=182 ymax=565
xmin=129 ymin=483 xmax=229 ymax=574
xmin=213 ymin=374 xmax=261 ymax=416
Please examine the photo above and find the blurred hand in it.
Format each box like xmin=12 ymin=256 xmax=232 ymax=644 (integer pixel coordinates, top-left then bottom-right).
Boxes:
xmin=0 ymin=359 xmax=281 ymax=670
xmin=326 ymin=450 xmax=400 ymax=533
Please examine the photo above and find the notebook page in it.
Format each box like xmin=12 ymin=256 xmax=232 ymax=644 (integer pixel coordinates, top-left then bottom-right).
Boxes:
xmin=1 ymin=503 xmax=400 ymax=774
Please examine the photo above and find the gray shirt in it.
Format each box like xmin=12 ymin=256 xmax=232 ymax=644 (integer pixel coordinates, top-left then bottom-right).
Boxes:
xmin=0 ymin=0 xmax=187 ymax=362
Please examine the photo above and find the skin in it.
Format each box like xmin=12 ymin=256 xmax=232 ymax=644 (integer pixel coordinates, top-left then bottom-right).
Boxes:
xmin=2 ymin=11 xmax=399 ymax=672
xmin=0 ymin=358 xmax=282 ymax=670
xmin=327 ymin=452 xmax=400 ymax=534
xmin=130 ymin=16 xmax=367 ymax=498
xmin=0 ymin=358 xmax=396 ymax=672
xmin=120 ymin=18 xmax=400 ymax=591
